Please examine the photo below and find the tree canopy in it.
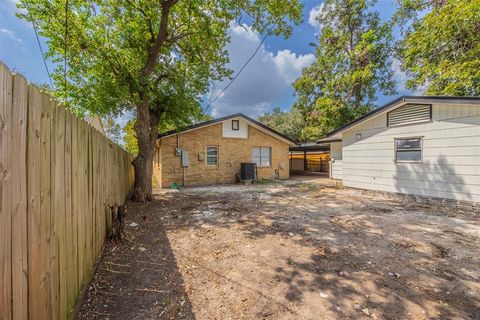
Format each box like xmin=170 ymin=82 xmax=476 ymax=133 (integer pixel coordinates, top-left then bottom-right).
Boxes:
xmin=293 ymin=0 xmax=395 ymax=140
xmin=257 ymin=107 xmax=305 ymax=142
xmin=19 ymin=0 xmax=303 ymax=201
xmin=396 ymin=0 xmax=480 ymax=95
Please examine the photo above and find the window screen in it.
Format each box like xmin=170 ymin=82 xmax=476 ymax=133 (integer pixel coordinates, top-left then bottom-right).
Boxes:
xmin=395 ymin=138 xmax=422 ymax=162
xmin=252 ymin=147 xmax=271 ymax=167
xmin=206 ymin=146 xmax=218 ymax=165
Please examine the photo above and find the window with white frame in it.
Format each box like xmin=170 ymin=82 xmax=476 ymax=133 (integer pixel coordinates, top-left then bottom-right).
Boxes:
xmin=395 ymin=138 xmax=422 ymax=162
xmin=252 ymin=147 xmax=271 ymax=167
xmin=206 ymin=146 xmax=218 ymax=166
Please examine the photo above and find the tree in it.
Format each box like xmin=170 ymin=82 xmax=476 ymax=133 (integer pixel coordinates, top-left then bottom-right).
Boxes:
xmin=123 ymin=112 xmax=213 ymax=156
xmin=293 ymin=0 xmax=396 ymax=139
xmin=395 ymin=0 xmax=480 ymax=95
xmin=19 ymin=0 xmax=302 ymax=201
xmin=123 ymin=120 xmax=139 ymax=155
xmin=257 ymin=107 xmax=305 ymax=142
xmin=102 ymin=116 xmax=123 ymax=145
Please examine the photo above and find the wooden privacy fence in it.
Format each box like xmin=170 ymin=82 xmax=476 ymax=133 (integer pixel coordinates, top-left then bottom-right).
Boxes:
xmin=0 ymin=62 xmax=134 ymax=320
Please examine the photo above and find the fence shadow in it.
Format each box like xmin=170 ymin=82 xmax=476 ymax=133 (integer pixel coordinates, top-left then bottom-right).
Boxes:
xmin=77 ymin=198 xmax=195 ymax=319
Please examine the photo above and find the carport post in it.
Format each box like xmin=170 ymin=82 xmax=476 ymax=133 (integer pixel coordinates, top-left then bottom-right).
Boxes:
xmin=304 ymin=150 xmax=307 ymax=171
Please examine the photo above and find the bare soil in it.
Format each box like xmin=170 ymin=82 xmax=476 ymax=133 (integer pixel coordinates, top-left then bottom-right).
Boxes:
xmin=78 ymin=179 xmax=480 ymax=320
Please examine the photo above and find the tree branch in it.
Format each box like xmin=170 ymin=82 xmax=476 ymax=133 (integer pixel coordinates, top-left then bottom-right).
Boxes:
xmin=141 ymin=0 xmax=179 ymax=79
xmin=124 ymin=0 xmax=155 ymax=42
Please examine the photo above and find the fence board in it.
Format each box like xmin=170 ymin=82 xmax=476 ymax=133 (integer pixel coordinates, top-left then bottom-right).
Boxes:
xmin=0 ymin=62 xmax=134 ymax=319
xmin=55 ymin=106 xmax=67 ymax=320
xmin=11 ymin=74 xmax=29 ymax=320
xmin=40 ymin=89 xmax=53 ymax=319
xmin=27 ymin=85 xmax=45 ymax=320
xmin=0 ymin=61 xmax=13 ymax=320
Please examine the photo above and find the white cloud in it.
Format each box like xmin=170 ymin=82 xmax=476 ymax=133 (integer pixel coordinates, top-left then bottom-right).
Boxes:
xmin=272 ymin=49 xmax=315 ymax=83
xmin=392 ymin=58 xmax=408 ymax=92
xmin=0 ymin=28 xmax=24 ymax=45
xmin=392 ymin=58 xmax=426 ymax=95
xmin=208 ymin=24 xmax=315 ymax=118
xmin=308 ymin=3 xmax=324 ymax=31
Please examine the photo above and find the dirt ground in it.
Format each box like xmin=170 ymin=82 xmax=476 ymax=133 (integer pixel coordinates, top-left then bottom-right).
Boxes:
xmin=78 ymin=178 xmax=480 ymax=320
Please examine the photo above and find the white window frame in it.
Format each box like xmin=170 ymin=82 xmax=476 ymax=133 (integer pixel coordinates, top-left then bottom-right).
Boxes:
xmin=394 ymin=137 xmax=423 ymax=163
xmin=252 ymin=146 xmax=272 ymax=167
xmin=206 ymin=146 xmax=219 ymax=166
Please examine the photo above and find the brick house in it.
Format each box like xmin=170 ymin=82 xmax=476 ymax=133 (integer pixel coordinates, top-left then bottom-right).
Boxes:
xmin=153 ymin=114 xmax=297 ymax=188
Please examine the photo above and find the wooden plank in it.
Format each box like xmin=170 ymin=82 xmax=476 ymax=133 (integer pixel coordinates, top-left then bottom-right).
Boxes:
xmin=49 ymin=100 xmax=59 ymax=320
xmin=40 ymin=90 xmax=52 ymax=319
xmin=54 ymin=106 xmax=67 ymax=320
xmin=64 ymin=111 xmax=75 ymax=315
xmin=26 ymin=84 xmax=47 ymax=320
xmin=11 ymin=73 xmax=28 ymax=320
xmin=77 ymin=119 xmax=86 ymax=287
xmin=70 ymin=115 xmax=79 ymax=311
xmin=0 ymin=61 xmax=13 ymax=320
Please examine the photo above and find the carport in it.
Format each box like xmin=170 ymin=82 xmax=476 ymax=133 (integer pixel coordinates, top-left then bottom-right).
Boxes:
xmin=289 ymin=142 xmax=330 ymax=173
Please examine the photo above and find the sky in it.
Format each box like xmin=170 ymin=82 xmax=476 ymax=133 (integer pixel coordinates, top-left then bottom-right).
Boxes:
xmin=0 ymin=0 xmax=415 ymax=124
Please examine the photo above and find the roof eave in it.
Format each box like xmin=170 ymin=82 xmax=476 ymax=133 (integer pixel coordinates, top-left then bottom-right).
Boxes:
xmin=324 ymin=95 xmax=480 ymax=139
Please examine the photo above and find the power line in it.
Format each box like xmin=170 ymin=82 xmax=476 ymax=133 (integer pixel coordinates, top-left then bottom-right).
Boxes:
xmin=28 ymin=12 xmax=54 ymax=89
xmin=64 ymin=0 xmax=69 ymax=107
xmin=203 ymin=28 xmax=272 ymax=115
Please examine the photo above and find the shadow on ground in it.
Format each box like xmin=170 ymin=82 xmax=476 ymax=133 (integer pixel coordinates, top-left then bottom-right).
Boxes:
xmin=80 ymin=182 xmax=480 ymax=319
xmin=78 ymin=199 xmax=195 ymax=320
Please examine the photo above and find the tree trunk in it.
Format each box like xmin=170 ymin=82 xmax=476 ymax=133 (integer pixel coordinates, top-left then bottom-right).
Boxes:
xmin=132 ymin=101 xmax=161 ymax=202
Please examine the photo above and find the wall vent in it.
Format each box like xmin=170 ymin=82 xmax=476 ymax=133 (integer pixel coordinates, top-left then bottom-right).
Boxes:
xmin=387 ymin=104 xmax=432 ymax=127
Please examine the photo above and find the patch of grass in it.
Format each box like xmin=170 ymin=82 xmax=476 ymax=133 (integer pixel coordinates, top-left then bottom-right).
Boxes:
xmin=255 ymin=178 xmax=274 ymax=185
xmin=296 ymin=183 xmax=319 ymax=192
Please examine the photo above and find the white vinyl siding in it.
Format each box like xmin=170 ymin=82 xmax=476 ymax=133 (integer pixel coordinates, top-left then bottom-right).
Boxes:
xmin=222 ymin=117 xmax=248 ymax=138
xmin=340 ymin=103 xmax=480 ymax=202
xmin=330 ymin=142 xmax=343 ymax=179
xmin=387 ymin=104 xmax=431 ymax=126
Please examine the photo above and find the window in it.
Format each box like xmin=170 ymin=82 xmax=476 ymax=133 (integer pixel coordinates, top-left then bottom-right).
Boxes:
xmin=206 ymin=146 xmax=218 ymax=166
xmin=232 ymin=119 xmax=239 ymax=131
xmin=395 ymin=138 xmax=422 ymax=163
xmin=252 ymin=147 xmax=271 ymax=167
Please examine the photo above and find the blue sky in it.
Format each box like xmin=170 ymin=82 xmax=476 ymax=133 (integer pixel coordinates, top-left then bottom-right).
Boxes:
xmin=0 ymin=0 xmax=414 ymax=123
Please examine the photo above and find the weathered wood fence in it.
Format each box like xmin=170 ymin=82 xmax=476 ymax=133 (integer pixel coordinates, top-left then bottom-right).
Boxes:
xmin=0 ymin=62 xmax=134 ymax=319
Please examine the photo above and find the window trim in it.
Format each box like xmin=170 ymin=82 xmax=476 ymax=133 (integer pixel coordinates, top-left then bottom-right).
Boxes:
xmin=252 ymin=146 xmax=272 ymax=167
xmin=394 ymin=137 xmax=423 ymax=163
xmin=205 ymin=145 xmax=219 ymax=166
xmin=232 ymin=119 xmax=240 ymax=131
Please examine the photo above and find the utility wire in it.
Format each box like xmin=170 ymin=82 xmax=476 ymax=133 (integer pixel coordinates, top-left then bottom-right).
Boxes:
xmin=28 ymin=12 xmax=54 ymax=89
xmin=64 ymin=0 xmax=69 ymax=107
xmin=203 ymin=28 xmax=272 ymax=115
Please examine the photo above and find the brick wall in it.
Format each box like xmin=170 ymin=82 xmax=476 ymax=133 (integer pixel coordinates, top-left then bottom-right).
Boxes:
xmin=154 ymin=123 xmax=290 ymax=188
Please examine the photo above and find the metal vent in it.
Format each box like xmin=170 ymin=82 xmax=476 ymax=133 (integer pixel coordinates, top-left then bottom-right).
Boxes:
xmin=387 ymin=104 xmax=431 ymax=127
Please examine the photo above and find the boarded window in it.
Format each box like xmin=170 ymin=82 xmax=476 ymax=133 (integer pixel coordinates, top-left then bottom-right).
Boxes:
xmin=395 ymin=138 xmax=422 ymax=162
xmin=206 ymin=146 xmax=218 ymax=166
xmin=387 ymin=104 xmax=431 ymax=126
xmin=252 ymin=147 xmax=271 ymax=167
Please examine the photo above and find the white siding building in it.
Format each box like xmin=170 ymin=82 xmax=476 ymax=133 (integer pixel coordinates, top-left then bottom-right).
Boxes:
xmin=320 ymin=96 xmax=480 ymax=202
